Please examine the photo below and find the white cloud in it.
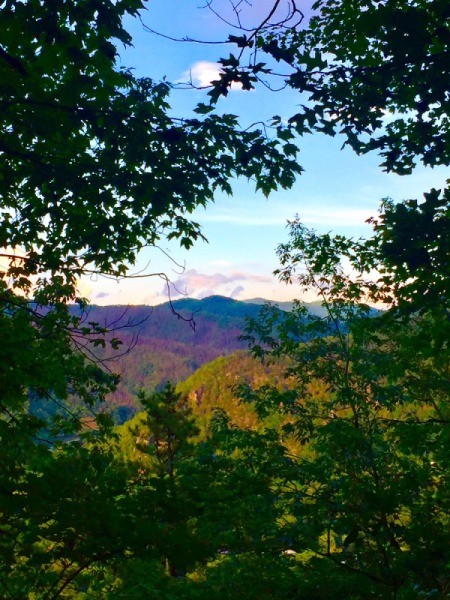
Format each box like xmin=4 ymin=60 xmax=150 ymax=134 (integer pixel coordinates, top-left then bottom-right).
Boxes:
xmin=201 ymin=213 xmax=285 ymax=226
xmin=209 ymin=259 xmax=233 ymax=267
xmin=76 ymin=278 xmax=93 ymax=300
xmin=183 ymin=61 xmax=221 ymax=87
xmin=180 ymin=61 xmax=244 ymax=90
xmin=300 ymin=207 xmax=374 ymax=226
xmin=162 ymin=268 xmax=271 ymax=298
xmin=230 ymin=285 xmax=245 ymax=298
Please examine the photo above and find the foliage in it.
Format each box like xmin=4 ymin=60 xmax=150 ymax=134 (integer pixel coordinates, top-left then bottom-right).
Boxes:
xmin=1 ymin=1 xmax=449 ymax=597
xmin=176 ymin=350 xmax=291 ymax=433
xmin=1 ymin=1 xmax=300 ymax=281
xmin=368 ymin=187 xmax=450 ymax=312
xmin=218 ymin=0 xmax=450 ymax=174
xmin=0 ymin=382 xmax=293 ymax=598
xmin=0 ymin=1 xmax=301 ymax=596
xmin=106 ymin=385 xmax=298 ymax=598
xmin=83 ymin=297 xmax=270 ymax=408
xmin=239 ymin=195 xmax=450 ymax=598
xmin=0 ymin=0 xmax=301 ymax=424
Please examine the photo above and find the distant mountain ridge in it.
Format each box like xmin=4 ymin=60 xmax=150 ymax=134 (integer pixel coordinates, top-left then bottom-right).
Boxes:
xmin=70 ymin=295 xmax=334 ymax=417
xmin=74 ymin=296 xmax=277 ymax=414
xmin=243 ymin=297 xmax=330 ymax=317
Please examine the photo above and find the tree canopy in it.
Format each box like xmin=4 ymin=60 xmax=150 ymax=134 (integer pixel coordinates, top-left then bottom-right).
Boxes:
xmin=1 ymin=0 xmax=300 ymax=285
xmin=0 ymin=0 xmax=301 ymax=423
xmin=212 ymin=0 xmax=450 ymax=174
xmin=236 ymin=172 xmax=449 ymax=596
xmin=0 ymin=0 xmax=449 ymax=597
xmin=0 ymin=3 xmax=301 ymax=594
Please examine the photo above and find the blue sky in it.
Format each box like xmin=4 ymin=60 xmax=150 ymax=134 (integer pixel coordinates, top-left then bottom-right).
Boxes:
xmin=81 ymin=0 xmax=448 ymax=305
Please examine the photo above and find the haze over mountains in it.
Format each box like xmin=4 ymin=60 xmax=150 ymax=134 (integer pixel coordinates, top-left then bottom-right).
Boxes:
xmin=243 ymin=297 xmax=329 ymax=317
xmin=73 ymin=295 xmax=322 ymax=417
xmin=66 ymin=294 xmax=380 ymax=423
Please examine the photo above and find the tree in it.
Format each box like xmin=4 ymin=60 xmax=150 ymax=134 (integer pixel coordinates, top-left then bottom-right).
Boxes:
xmin=0 ymin=0 xmax=301 ymax=429
xmin=1 ymin=0 xmax=448 ymax=595
xmin=195 ymin=0 xmax=450 ymax=301
xmin=211 ymin=0 xmax=449 ymax=174
xmin=1 ymin=0 xmax=301 ymax=278
xmin=207 ymin=2 xmax=449 ymax=594
xmin=240 ymin=196 xmax=449 ymax=598
xmin=0 ymin=1 xmax=301 ymax=596
xmin=99 ymin=385 xmax=298 ymax=598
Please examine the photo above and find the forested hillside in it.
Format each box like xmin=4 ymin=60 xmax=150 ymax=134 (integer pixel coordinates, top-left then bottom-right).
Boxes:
xmin=70 ymin=296 xmax=294 ymax=412
xmin=177 ymin=350 xmax=291 ymax=431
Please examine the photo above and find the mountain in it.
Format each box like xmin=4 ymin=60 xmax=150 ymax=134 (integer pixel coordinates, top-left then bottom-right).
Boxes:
xmin=76 ymin=295 xmax=265 ymax=342
xmin=75 ymin=294 xmax=379 ymax=421
xmin=72 ymin=296 xmax=276 ymax=416
xmin=243 ymin=297 xmax=330 ymax=317
xmin=70 ymin=295 xmax=377 ymax=420
xmin=176 ymin=350 xmax=290 ymax=432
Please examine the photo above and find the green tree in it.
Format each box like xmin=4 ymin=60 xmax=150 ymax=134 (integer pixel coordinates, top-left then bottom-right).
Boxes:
xmin=0 ymin=1 xmax=301 ymax=596
xmin=208 ymin=2 xmax=449 ymax=594
xmin=215 ymin=0 xmax=449 ymax=174
xmin=107 ymin=386 xmax=298 ymax=598
xmin=0 ymin=381 xmax=292 ymax=598
xmin=1 ymin=0 xmax=300 ymax=279
xmin=240 ymin=196 xmax=449 ymax=598
xmin=0 ymin=0 xmax=301 ymax=424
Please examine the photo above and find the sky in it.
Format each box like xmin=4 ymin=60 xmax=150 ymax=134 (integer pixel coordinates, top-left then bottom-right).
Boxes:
xmin=80 ymin=0 xmax=448 ymax=306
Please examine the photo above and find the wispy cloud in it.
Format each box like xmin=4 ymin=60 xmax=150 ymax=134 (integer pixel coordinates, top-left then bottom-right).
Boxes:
xmin=209 ymin=259 xmax=233 ymax=267
xmin=199 ymin=206 xmax=374 ymax=227
xmin=200 ymin=213 xmax=285 ymax=226
xmin=162 ymin=268 xmax=271 ymax=298
xmin=230 ymin=285 xmax=245 ymax=298
xmin=300 ymin=207 xmax=375 ymax=226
